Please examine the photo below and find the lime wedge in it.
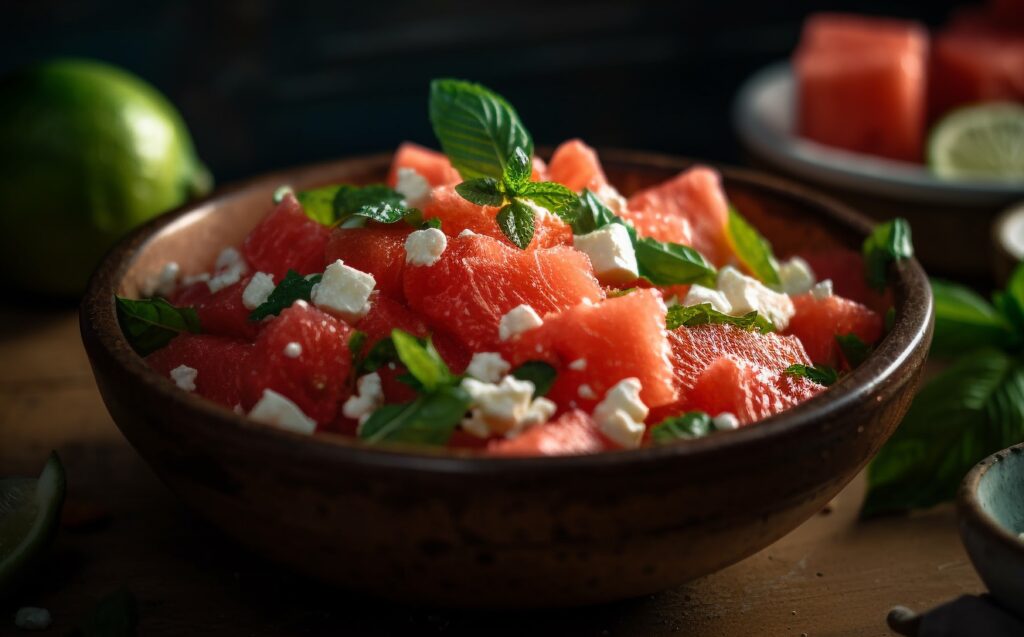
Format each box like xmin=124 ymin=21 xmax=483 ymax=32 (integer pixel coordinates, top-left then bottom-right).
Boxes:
xmin=0 ymin=453 xmax=66 ymax=596
xmin=928 ymin=102 xmax=1024 ymax=181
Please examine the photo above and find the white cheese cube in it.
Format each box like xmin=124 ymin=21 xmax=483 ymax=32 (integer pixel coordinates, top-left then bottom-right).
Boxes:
xmin=466 ymin=352 xmax=511 ymax=383
xmin=713 ymin=412 xmax=740 ymax=431
xmin=573 ymin=224 xmax=639 ymax=285
xmin=811 ymin=279 xmax=834 ymax=300
xmin=310 ymin=259 xmax=376 ymax=322
xmin=593 ymin=378 xmax=648 ymax=448
xmin=498 ymin=304 xmax=544 ymax=341
xmin=208 ymin=247 xmax=249 ymax=293
xmin=249 ymin=389 xmax=316 ymax=434
xmin=778 ymin=257 xmax=816 ymax=295
xmin=394 ymin=167 xmax=432 ymax=207
xmin=682 ymin=284 xmax=733 ymax=314
xmin=242 ymin=272 xmax=275 ymax=310
xmin=170 ymin=365 xmax=197 ymax=392
xmin=344 ymin=372 xmax=384 ymax=425
xmin=717 ymin=266 xmax=795 ymax=330
xmin=404 ymin=227 xmax=448 ymax=266
xmin=460 ymin=375 xmax=554 ymax=438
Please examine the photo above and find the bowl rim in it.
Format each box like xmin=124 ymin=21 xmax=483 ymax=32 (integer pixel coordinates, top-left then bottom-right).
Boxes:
xmin=958 ymin=442 xmax=1024 ymax=558
xmin=80 ymin=149 xmax=933 ymax=475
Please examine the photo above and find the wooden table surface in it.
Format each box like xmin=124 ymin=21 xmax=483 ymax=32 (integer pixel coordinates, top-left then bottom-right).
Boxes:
xmin=1 ymin=306 xmax=983 ymax=636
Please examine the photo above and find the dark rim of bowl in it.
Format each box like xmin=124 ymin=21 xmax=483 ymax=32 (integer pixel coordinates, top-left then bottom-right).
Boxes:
xmin=958 ymin=442 xmax=1024 ymax=558
xmin=80 ymin=149 xmax=934 ymax=475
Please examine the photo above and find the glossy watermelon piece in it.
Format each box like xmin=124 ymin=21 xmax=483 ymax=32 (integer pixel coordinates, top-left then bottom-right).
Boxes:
xmin=504 ymin=289 xmax=676 ymax=412
xmin=422 ymin=185 xmax=572 ymax=249
xmin=147 ymin=335 xmax=254 ymax=408
xmin=403 ymin=233 xmax=604 ymax=352
xmin=243 ymin=193 xmax=330 ymax=280
xmin=624 ymin=167 xmax=732 ymax=266
xmin=486 ymin=410 xmax=614 ymax=456
xmin=241 ymin=301 xmax=353 ymax=425
xmin=172 ymin=275 xmax=260 ymax=340
xmin=794 ymin=13 xmax=928 ymax=162
xmin=684 ymin=356 xmax=822 ymax=426
xmin=547 ymin=139 xmax=608 ymax=192
xmin=325 ymin=224 xmax=412 ymax=301
xmin=785 ymin=293 xmax=884 ymax=367
xmin=386 ymin=142 xmax=461 ymax=188
xmin=799 ymin=249 xmax=890 ymax=313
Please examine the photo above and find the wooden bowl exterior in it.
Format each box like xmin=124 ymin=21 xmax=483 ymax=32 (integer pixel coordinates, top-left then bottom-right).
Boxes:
xmin=80 ymin=151 xmax=933 ymax=607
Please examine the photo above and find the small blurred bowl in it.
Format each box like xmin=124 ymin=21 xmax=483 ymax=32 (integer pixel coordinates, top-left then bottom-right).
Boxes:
xmin=958 ymin=442 xmax=1024 ymax=618
xmin=734 ymin=62 xmax=1024 ymax=280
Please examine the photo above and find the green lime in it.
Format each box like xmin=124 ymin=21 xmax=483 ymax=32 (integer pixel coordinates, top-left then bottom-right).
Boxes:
xmin=0 ymin=453 xmax=66 ymax=597
xmin=928 ymin=102 xmax=1024 ymax=182
xmin=0 ymin=58 xmax=212 ymax=297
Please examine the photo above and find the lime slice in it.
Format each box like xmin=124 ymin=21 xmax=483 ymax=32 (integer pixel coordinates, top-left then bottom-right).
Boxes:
xmin=0 ymin=453 xmax=66 ymax=596
xmin=928 ymin=102 xmax=1024 ymax=181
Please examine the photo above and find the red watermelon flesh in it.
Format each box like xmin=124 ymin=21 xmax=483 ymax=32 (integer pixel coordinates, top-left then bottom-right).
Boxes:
xmin=354 ymin=293 xmax=427 ymax=352
xmin=486 ymin=410 xmax=615 ymax=456
xmin=785 ymin=293 xmax=884 ymax=368
xmin=325 ymin=224 xmax=412 ymax=301
xmin=625 ymin=167 xmax=732 ymax=266
xmin=386 ymin=142 xmax=461 ymax=188
xmin=799 ymin=249 xmax=891 ymax=313
xmin=241 ymin=301 xmax=353 ymax=425
xmin=504 ymin=289 xmax=677 ymax=412
xmin=547 ymin=139 xmax=608 ymax=192
xmin=172 ymin=275 xmax=260 ymax=340
xmin=403 ymin=233 xmax=604 ymax=353
xmin=242 ymin=193 xmax=330 ymax=280
xmin=422 ymin=185 xmax=572 ymax=249
xmin=147 ymin=334 xmax=254 ymax=408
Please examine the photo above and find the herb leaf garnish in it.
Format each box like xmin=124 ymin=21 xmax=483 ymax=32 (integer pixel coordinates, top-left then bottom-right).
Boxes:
xmin=863 ymin=217 xmax=913 ymax=292
xmin=116 ymin=297 xmax=201 ymax=356
xmin=570 ymin=189 xmax=619 ymax=235
xmin=517 ymin=182 xmax=579 ymax=222
xmin=296 ymin=183 xmax=406 ymax=226
xmin=496 ymin=199 xmax=537 ymax=250
xmin=726 ymin=206 xmax=781 ymax=286
xmin=836 ymin=333 xmax=872 ymax=367
xmin=511 ymin=361 xmax=556 ymax=397
xmin=666 ymin=303 xmax=774 ymax=333
xmin=650 ymin=411 xmax=713 ymax=444
xmin=454 ymin=178 xmax=504 ymax=207
xmin=390 ymin=329 xmax=454 ymax=392
xmin=249 ymin=270 xmax=322 ymax=321
xmin=784 ymin=363 xmax=839 ymax=386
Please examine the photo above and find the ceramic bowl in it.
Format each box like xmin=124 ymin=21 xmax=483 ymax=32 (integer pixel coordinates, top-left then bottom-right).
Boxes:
xmin=733 ymin=62 xmax=1024 ymax=280
xmin=79 ymin=150 xmax=933 ymax=607
xmin=959 ymin=442 xmax=1024 ymax=618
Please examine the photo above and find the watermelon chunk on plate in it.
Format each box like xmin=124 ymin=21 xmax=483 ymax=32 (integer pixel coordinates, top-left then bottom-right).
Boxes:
xmin=422 ymin=185 xmax=572 ymax=249
xmin=172 ymin=275 xmax=260 ymax=340
xmin=147 ymin=334 xmax=254 ymax=408
xmin=785 ymin=293 xmax=884 ymax=367
xmin=386 ymin=142 xmax=461 ymax=188
xmin=547 ymin=139 xmax=608 ymax=192
xmin=242 ymin=193 xmax=330 ymax=280
xmin=486 ymin=410 xmax=614 ymax=456
xmin=325 ymin=224 xmax=413 ymax=301
xmin=354 ymin=293 xmax=427 ymax=353
xmin=799 ymin=249 xmax=889 ymax=313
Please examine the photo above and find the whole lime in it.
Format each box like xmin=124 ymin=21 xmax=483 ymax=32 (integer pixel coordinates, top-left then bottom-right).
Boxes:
xmin=0 ymin=58 xmax=211 ymax=297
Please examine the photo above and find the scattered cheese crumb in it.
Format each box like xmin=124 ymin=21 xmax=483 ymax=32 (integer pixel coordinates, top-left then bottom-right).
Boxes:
xmin=458 ymin=229 xmax=477 ymax=237
xmin=578 ymin=383 xmax=597 ymax=400
xmin=460 ymin=375 xmax=556 ymax=438
xmin=498 ymin=304 xmax=544 ymax=341
xmin=568 ymin=358 xmax=587 ymax=371
xmin=593 ymin=378 xmax=648 ymax=448
xmin=778 ymin=257 xmax=816 ymax=296
xmin=343 ymin=372 xmax=384 ymax=425
xmin=573 ymin=224 xmax=639 ymax=285
xmin=249 ymin=389 xmax=316 ymax=434
xmin=170 ymin=365 xmax=197 ymax=392
xmin=14 ymin=607 xmax=52 ymax=631
xmin=394 ymin=167 xmax=432 ymax=207
xmin=183 ymin=272 xmax=211 ymax=285
xmin=717 ymin=266 xmax=795 ymax=330
xmin=682 ymin=284 xmax=733 ymax=314
xmin=208 ymin=247 xmax=249 ymax=293
xmin=811 ymin=279 xmax=834 ymax=300
xmin=310 ymin=259 xmax=376 ymax=322
xmin=466 ymin=352 xmax=511 ymax=384
xmin=283 ymin=342 xmax=302 ymax=358
xmin=404 ymin=227 xmax=448 ymax=266
xmin=242 ymin=272 xmax=275 ymax=310
xmin=713 ymin=412 xmax=740 ymax=431
xmin=142 ymin=261 xmax=180 ymax=297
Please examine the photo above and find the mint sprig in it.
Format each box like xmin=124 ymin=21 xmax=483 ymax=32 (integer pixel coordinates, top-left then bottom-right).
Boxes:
xmin=650 ymin=411 xmax=713 ymax=444
xmin=863 ymin=218 xmax=913 ymax=292
xmin=666 ymin=302 xmax=774 ymax=333
xmin=294 ymin=183 xmax=413 ymax=227
xmin=726 ymin=206 xmax=781 ymax=287
xmin=249 ymin=270 xmax=322 ymax=321
xmin=116 ymin=297 xmax=201 ymax=356
xmin=784 ymin=363 xmax=838 ymax=386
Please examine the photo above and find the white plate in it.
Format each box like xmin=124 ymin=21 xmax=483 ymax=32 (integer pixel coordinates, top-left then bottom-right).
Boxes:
xmin=732 ymin=62 xmax=1024 ymax=207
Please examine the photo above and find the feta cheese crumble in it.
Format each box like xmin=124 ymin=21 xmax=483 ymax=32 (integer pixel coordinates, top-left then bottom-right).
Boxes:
xmin=310 ymin=259 xmax=375 ymax=322
xmin=498 ymin=304 xmax=544 ymax=341
xmin=460 ymin=375 xmax=556 ymax=438
xmin=777 ymin=257 xmax=816 ymax=296
xmin=716 ymin=266 xmax=795 ymax=330
xmin=283 ymin=342 xmax=302 ymax=358
xmin=242 ymin=272 xmax=275 ymax=310
xmin=568 ymin=358 xmax=587 ymax=371
xmin=458 ymin=228 xmax=477 ymax=237
xmin=249 ymin=389 xmax=316 ymax=434
xmin=466 ymin=352 xmax=511 ymax=384
xmin=404 ymin=227 xmax=448 ymax=266
xmin=141 ymin=261 xmax=180 ymax=297
xmin=593 ymin=378 xmax=648 ymax=448
xmin=573 ymin=224 xmax=639 ymax=285
xmin=811 ymin=279 xmax=834 ymax=300
xmin=170 ymin=365 xmax=197 ymax=392
xmin=343 ymin=372 xmax=384 ymax=424
xmin=208 ymin=247 xmax=249 ymax=293
xmin=713 ymin=412 xmax=740 ymax=431
xmin=14 ymin=607 xmax=52 ymax=630
xmin=578 ymin=383 xmax=597 ymax=400
xmin=682 ymin=284 xmax=733 ymax=314
xmin=394 ymin=167 xmax=432 ymax=207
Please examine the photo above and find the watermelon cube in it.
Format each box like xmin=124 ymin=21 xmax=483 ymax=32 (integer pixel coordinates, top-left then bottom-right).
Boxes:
xmin=784 ymin=293 xmax=884 ymax=368
xmin=147 ymin=334 xmax=254 ymax=408
xmin=486 ymin=410 xmax=614 ymax=456
xmin=386 ymin=142 xmax=461 ymax=188
xmin=242 ymin=193 xmax=330 ymax=280
xmin=325 ymin=224 xmax=413 ymax=301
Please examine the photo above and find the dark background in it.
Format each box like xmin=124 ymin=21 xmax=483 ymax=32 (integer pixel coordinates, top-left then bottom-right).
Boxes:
xmin=3 ymin=1 xmax=967 ymax=183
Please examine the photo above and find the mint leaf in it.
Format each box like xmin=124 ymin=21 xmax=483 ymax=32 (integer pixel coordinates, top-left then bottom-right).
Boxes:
xmin=455 ymin=178 xmax=504 ymax=207
xmin=391 ymin=329 xmax=454 ymax=392
xmin=504 ymin=147 xmax=532 ymax=191
xmin=429 ymin=79 xmax=533 ymax=181
xmin=296 ymin=183 xmax=404 ymax=225
xmin=650 ymin=412 xmax=713 ymax=444
xmin=249 ymin=271 xmax=322 ymax=321
xmin=358 ymin=386 xmax=471 ymax=445
xmin=357 ymin=336 xmax=399 ymax=375
xmin=635 ymin=237 xmax=717 ymax=287
xmin=784 ymin=363 xmax=838 ymax=386
xmin=497 ymin=199 xmax=536 ymax=249
xmin=116 ymin=297 xmax=201 ymax=356
xmin=356 ymin=201 xmax=412 ymax=224
xmin=931 ymin=278 xmax=1016 ymax=357
xmin=726 ymin=206 xmax=781 ymax=286
xmin=518 ymin=182 xmax=580 ymax=222
xmin=864 ymin=349 xmax=1023 ymax=516
xmin=570 ymin=189 xmax=619 ymax=235
xmin=511 ymin=361 xmax=556 ymax=397
xmin=863 ymin=218 xmax=913 ymax=292
xmin=666 ymin=303 xmax=774 ymax=333
xmin=836 ymin=333 xmax=872 ymax=367
xmin=296 ymin=185 xmax=339 ymax=225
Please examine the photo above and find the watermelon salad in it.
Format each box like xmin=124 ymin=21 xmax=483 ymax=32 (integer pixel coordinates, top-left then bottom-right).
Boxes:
xmin=117 ymin=79 xmax=910 ymax=457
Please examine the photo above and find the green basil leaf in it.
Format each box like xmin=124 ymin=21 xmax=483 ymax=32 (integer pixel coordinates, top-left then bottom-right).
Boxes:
xmin=666 ymin=303 xmax=774 ymax=333
xmin=497 ymin=199 xmax=536 ymax=249
xmin=650 ymin=411 xmax=713 ymax=444
xmin=517 ymin=181 xmax=580 ymax=222
xmin=570 ymin=189 xmax=619 ymax=235
xmin=356 ymin=201 xmax=411 ymax=224
xmin=726 ymin=206 xmax=781 ymax=286
xmin=635 ymin=237 xmax=717 ymax=286
xmin=864 ymin=348 xmax=1022 ymax=516
xmin=358 ymin=386 xmax=471 ymax=445
xmin=296 ymin=183 xmax=404 ymax=225
xmin=401 ymin=209 xmax=442 ymax=230
xmin=504 ymin=147 xmax=532 ymax=192
xmin=358 ymin=336 xmax=399 ymax=374
xmin=455 ymin=177 xmax=504 ymax=207
xmin=836 ymin=333 xmax=872 ymax=367
xmin=391 ymin=329 xmax=453 ymax=392
xmin=249 ymin=271 xmax=322 ymax=321
xmin=784 ymin=363 xmax=839 ymax=386
xmin=429 ymin=79 xmax=533 ymax=181
xmin=116 ymin=297 xmax=201 ymax=356
xmin=511 ymin=361 xmax=556 ymax=397
xmin=931 ymin=278 xmax=1016 ymax=357
xmin=296 ymin=185 xmax=340 ymax=225
xmin=863 ymin=217 xmax=913 ymax=292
